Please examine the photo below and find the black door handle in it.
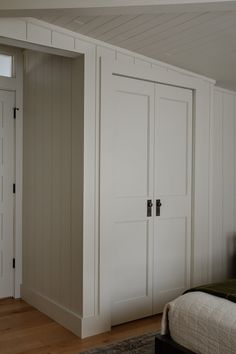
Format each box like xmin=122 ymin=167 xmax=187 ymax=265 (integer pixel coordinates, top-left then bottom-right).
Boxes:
xmin=156 ymin=199 xmax=162 ymax=216
xmin=147 ymin=200 xmax=153 ymax=217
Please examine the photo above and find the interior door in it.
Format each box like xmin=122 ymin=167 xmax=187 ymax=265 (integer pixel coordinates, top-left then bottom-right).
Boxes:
xmin=153 ymin=84 xmax=192 ymax=313
xmin=110 ymin=75 xmax=155 ymax=326
xmin=0 ymin=90 xmax=14 ymax=298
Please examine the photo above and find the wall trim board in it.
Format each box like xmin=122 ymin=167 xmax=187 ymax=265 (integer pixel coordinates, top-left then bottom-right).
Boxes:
xmin=208 ymin=82 xmax=215 ymax=283
xmin=21 ymin=286 xmax=111 ymax=339
xmin=0 ymin=17 xmax=215 ymax=85
xmin=21 ymin=286 xmax=82 ymax=337
xmin=215 ymin=86 xmax=236 ymax=96
xmin=26 ymin=17 xmax=215 ymax=83
xmin=102 ymin=56 xmax=207 ymax=89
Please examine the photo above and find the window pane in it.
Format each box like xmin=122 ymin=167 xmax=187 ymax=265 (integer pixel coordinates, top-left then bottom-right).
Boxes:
xmin=0 ymin=54 xmax=12 ymax=77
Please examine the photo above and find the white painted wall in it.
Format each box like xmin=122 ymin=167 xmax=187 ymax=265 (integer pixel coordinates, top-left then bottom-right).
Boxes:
xmin=211 ymin=87 xmax=236 ymax=282
xmin=22 ymin=50 xmax=84 ymax=333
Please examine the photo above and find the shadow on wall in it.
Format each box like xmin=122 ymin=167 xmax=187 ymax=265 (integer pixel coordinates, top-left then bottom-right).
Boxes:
xmin=227 ymin=234 xmax=236 ymax=278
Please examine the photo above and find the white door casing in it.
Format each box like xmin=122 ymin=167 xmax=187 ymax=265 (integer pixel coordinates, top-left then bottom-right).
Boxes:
xmin=153 ymin=84 xmax=193 ymax=313
xmin=0 ymin=90 xmax=15 ymax=298
xmin=110 ymin=75 xmax=155 ymax=326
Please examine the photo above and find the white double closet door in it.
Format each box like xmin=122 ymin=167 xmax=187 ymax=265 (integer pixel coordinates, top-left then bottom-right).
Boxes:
xmin=108 ymin=75 xmax=192 ymax=325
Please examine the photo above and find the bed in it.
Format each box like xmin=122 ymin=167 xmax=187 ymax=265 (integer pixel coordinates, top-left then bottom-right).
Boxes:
xmin=155 ymin=280 xmax=236 ymax=354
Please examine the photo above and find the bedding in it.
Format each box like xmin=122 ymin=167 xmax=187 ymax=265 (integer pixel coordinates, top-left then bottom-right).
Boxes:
xmin=161 ymin=291 xmax=236 ymax=354
xmin=184 ymin=279 xmax=236 ymax=303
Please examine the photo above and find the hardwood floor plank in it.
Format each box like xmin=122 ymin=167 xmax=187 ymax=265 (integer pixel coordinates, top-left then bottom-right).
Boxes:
xmin=0 ymin=298 xmax=161 ymax=354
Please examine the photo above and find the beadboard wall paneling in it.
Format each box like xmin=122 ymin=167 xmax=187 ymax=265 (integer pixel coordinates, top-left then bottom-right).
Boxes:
xmin=71 ymin=55 xmax=84 ymax=315
xmin=211 ymin=88 xmax=236 ymax=281
xmin=23 ymin=50 xmax=84 ymax=317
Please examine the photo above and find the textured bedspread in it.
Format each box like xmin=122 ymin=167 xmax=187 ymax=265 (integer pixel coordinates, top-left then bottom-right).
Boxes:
xmin=162 ymin=292 xmax=236 ymax=354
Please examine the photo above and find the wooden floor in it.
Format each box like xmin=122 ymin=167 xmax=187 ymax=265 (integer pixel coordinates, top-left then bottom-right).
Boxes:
xmin=0 ymin=298 xmax=161 ymax=354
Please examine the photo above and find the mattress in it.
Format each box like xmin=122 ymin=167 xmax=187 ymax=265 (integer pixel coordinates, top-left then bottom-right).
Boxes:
xmin=161 ymin=291 xmax=236 ymax=354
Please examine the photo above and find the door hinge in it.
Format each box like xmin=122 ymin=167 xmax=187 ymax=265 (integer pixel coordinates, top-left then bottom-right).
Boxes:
xmin=13 ymin=107 xmax=19 ymax=119
xmin=13 ymin=183 xmax=16 ymax=194
xmin=13 ymin=258 xmax=15 ymax=269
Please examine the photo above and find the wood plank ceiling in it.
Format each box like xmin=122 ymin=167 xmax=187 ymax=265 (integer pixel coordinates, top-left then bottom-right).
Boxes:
xmin=37 ymin=11 xmax=236 ymax=90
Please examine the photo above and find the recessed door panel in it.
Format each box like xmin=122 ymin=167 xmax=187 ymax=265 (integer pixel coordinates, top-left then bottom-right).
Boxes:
xmin=156 ymin=98 xmax=188 ymax=196
xmin=113 ymin=92 xmax=149 ymax=197
xmin=112 ymin=221 xmax=149 ymax=302
xmin=154 ymin=217 xmax=187 ymax=289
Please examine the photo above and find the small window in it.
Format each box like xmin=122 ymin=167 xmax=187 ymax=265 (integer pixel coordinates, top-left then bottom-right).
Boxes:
xmin=0 ymin=54 xmax=13 ymax=77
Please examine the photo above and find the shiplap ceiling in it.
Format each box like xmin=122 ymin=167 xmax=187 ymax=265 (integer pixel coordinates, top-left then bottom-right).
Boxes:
xmin=35 ymin=11 xmax=236 ymax=89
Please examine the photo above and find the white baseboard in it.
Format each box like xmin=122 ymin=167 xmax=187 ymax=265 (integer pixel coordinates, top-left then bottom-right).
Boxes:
xmin=21 ymin=285 xmax=82 ymax=337
xmin=81 ymin=313 xmax=111 ymax=338
xmin=21 ymin=285 xmax=112 ymax=338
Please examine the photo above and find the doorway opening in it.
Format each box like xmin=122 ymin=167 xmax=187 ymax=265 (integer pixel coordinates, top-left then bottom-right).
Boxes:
xmin=0 ymin=42 xmax=85 ymax=327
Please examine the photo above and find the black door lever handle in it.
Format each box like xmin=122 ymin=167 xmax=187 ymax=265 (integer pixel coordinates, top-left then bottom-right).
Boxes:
xmin=156 ymin=199 xmax=162 ymax=216
xmin=147 ymin=200 xmax=153 ymax=217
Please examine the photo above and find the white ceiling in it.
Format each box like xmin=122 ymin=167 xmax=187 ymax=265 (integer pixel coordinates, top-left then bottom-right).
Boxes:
xmin=1 ymin=1 xmax=236 ymax=89
xmin=35 ymin=11 xmax=236 ymax=90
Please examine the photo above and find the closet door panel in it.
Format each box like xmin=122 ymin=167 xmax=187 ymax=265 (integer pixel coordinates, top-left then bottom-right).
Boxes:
xmin=113 ymin=221 xmax=149 ymax=300
xmin=109 ymin=75 xmax=155 ymax=326
xmin=156 ymin=97 xmax=188 ymax=195
xmin=113 ymin=90 xmax=149 ymax=197
xmin=153 ymin=84 xmax=192 ymax=314
xmin=156 ymin=218 xmax=187 ymax=290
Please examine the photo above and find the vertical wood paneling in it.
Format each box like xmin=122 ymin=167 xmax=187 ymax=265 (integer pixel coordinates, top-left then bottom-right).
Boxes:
xmin=211 ymin=89 xmax=236 ymax=281
xmin=34 ymin=53 xmax=43 ymax=294
xmin=234 ymin=97 xmax=236 ymax=273
xmin=71 ymin=56 xmax=84 ymax=315
xmin=192 ymin=83 xmax=211 ymax=285
xmin=41 ymin=53 xmax=53 ymax=297
xmin=222 ymin=93 xmax=235 ymax=277
xmin=23 ymin=50 xmax=83 ymax=316
xmin=60 ymin=56 xmax=72 ymax=307
xmin=211 ymin=90 xmax=223 ymax=281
